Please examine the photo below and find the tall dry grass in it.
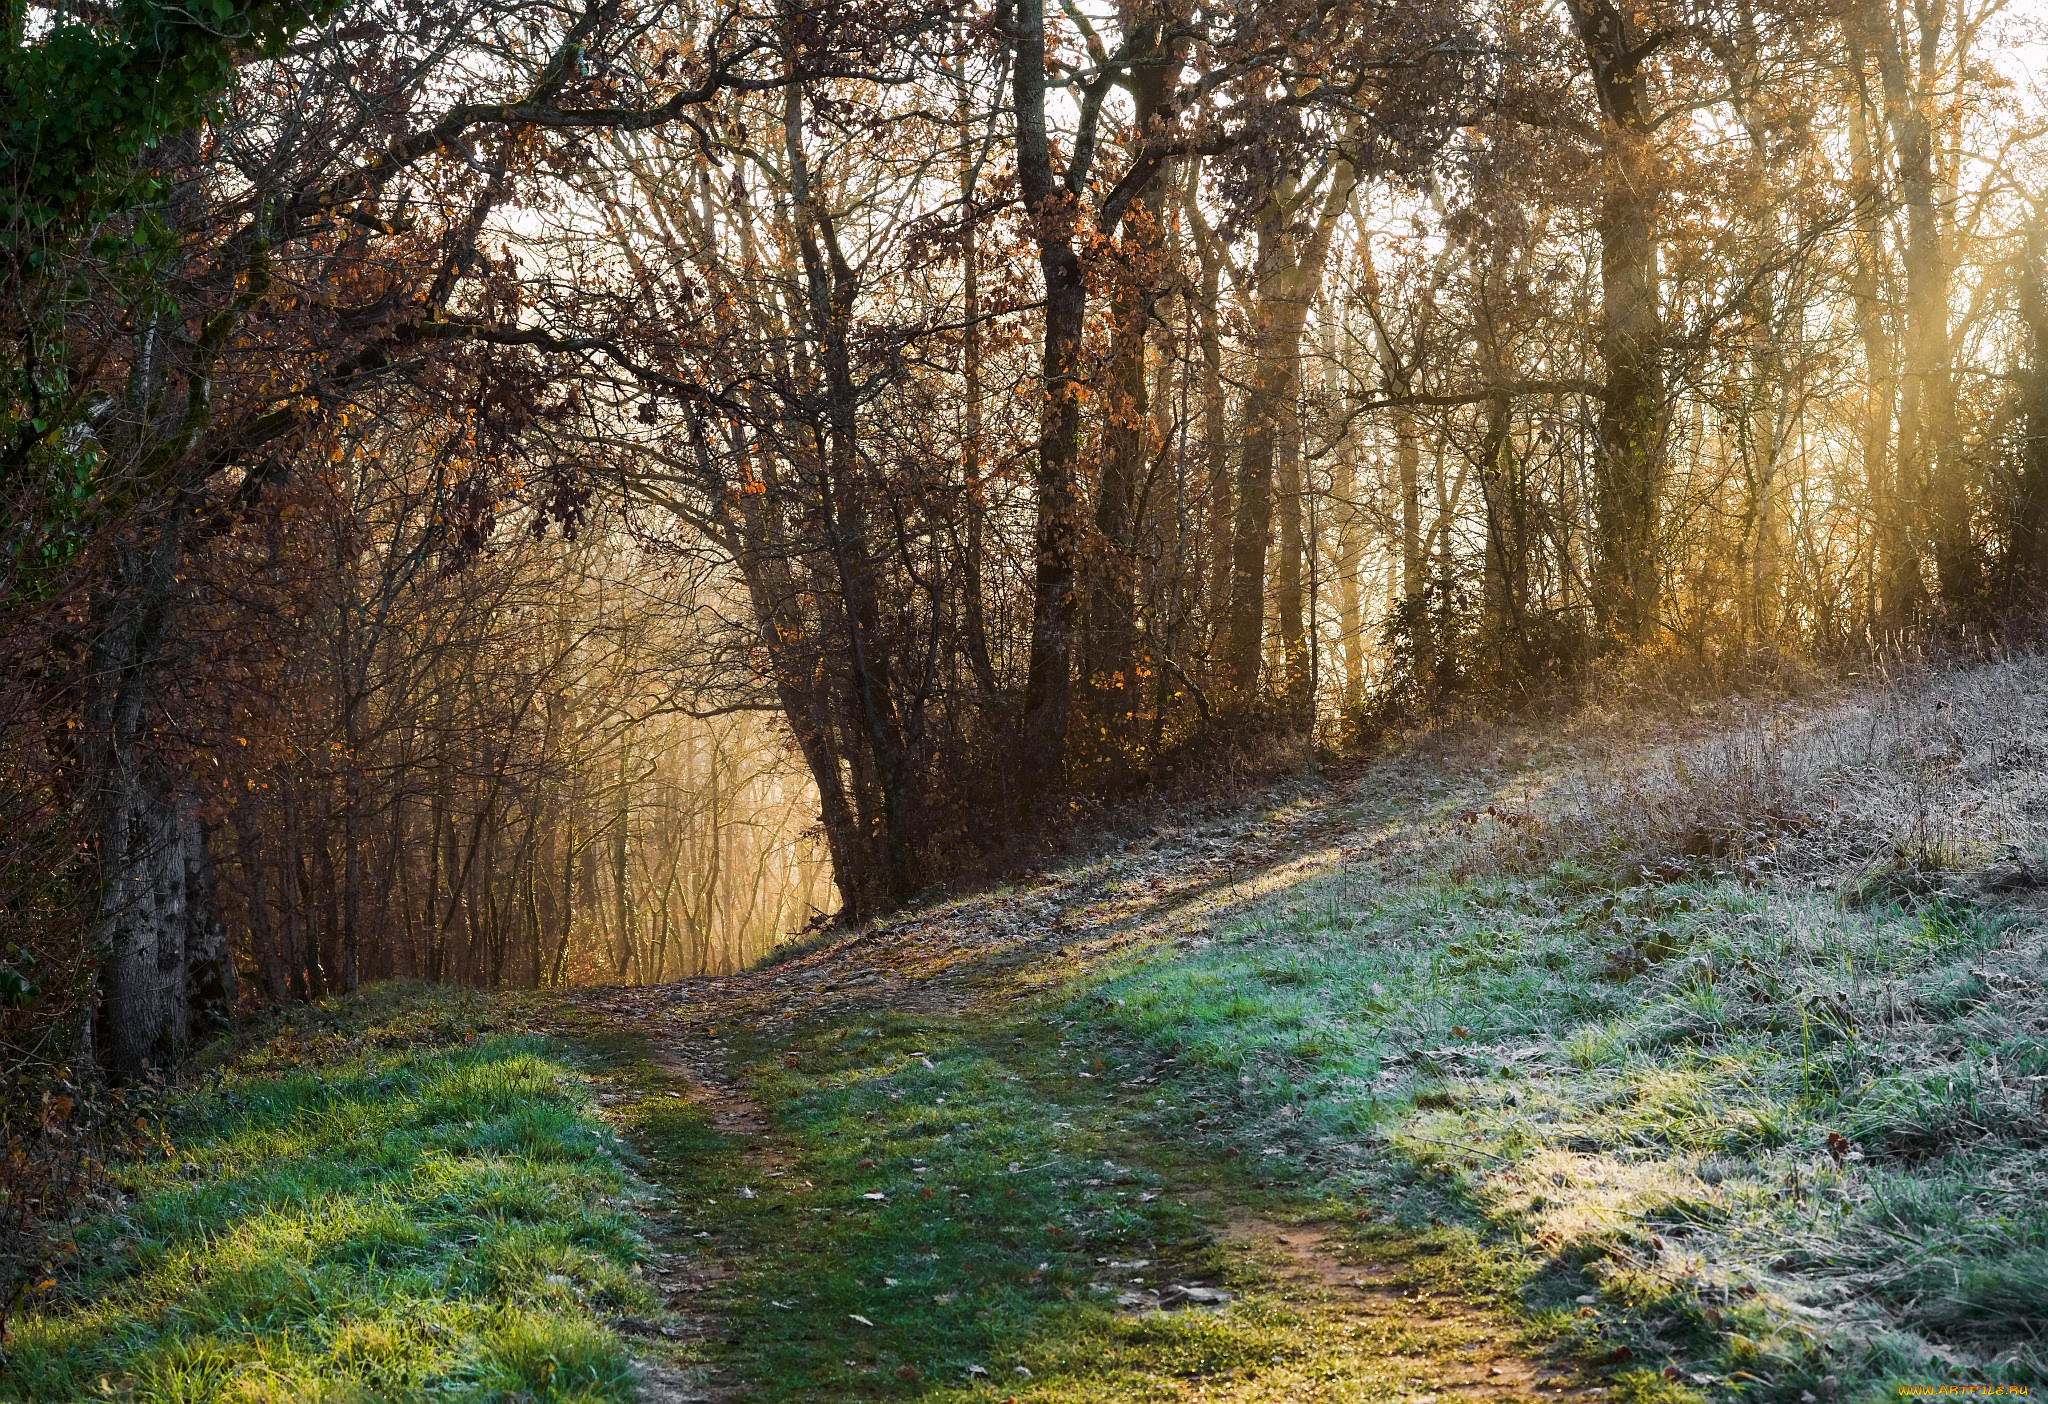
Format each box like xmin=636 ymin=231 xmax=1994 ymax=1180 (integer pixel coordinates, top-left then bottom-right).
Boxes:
xmin=1440 ymin=644 xmax=2048 ymax=897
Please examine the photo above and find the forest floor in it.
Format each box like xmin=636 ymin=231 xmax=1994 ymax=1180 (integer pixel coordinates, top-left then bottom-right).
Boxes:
xmin=6 ymin=650 xmax=2045 ymax=1403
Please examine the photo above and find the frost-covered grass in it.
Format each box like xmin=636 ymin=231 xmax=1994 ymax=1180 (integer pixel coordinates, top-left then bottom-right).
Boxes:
xmin=1079 ymin=671 xmax=2048 ymax=1402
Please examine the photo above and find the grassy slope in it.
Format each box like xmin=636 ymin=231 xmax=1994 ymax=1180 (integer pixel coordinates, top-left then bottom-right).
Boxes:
xmin=1045 ymin=657 xmax=2048 ymax=1397
xmin=644 ymin=879 xmax=2039 ymax=1404
xmin=0 ymin=986 xmax=678 ymax=1403
xmin=1083 ymin=866 xmax=2047 ymax=1394
xmin=12 ymin=660 xmax=2045 ymax=1403
xmin=651 ymin=658 xmax=2048 ymax=1402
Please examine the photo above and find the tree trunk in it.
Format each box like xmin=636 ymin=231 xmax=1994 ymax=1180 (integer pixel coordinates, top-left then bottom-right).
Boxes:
xmin=613 ymin=736 xmax=632 ymax=978
xmin=1013 ymin=0 xmax=1085 ymax=800
xmin=1869 ymin=0 xmax=1966 ymax=614
xmin=730 ymin=524 xmax=866 ymax=920
xmin=182 ymin=809 xmax=237 ymax=1036
xmin=233 ymin=806 xmax=290 ymax=1003
xmin=1476 ymin=386 xmax=1530 ymax=683
xmin=2007 ymin=209 xmax=2048 ymax=604
xmin=1572 ymin=0 xmax=1666 ymax=646
xmin=1320 ymin=298 xmax=1365 ymax=709
xmin=1843 ymin=41 xmax=1907 ymax=629
xmin=1398 ymin=409 xmax=1423 ymax=633
xmin=1193 ymin=178 xmax=1232 ymax=646
xmin=1090 ymin=27 xmax=1169 ymax=710
xmin=341 ymin=699 xmax=362 ymax=992
xmin=94 ymin=779 xmax=237 ymax=1081
xmin=1222 ymin=159 xmax=1356 ymax=707
xmin=286 ymin=784 xmax=317 ymax=997
xmin=785 ymin=81 xmax=918 ymax=907
xmin=95 ymin=779 xmax=184 ymax=1080
xmin=1223 ymin=294 xmax=1284 ymax=699
xmin=83 ymin=484 xmax=236 ymax=1079
xmin=959 ymin=198 xmax=1001 ymax=702
xmin=1332 ymin=445 xmax=1364 ymax=709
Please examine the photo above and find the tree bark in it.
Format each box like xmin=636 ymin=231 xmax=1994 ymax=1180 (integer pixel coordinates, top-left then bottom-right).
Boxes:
xmin=1332 ymin=433 xmax=1365 ymax=710
xmin=1012 ymin=0 xmax=1086 ymax=801
xmin=83 ymin=478 xmax=238 ymax=1079
xmin=2007 ymin=209 xmax=2048 ymax=604
xmin=182 ymin=809 xmax=237 ymax=1036
xmin=785 ymin=80 xmax=919 ymax=907
xmin=1188 ymin=164 xmax=1233 ymax=647
xmin=1868 ymin=0 xmax=1966 ymax=614
xmin=1844 ymin=32 xmax=1907 ymax=627
xmin=1317 ymin=294 xmax=1365 ymax=709
xmin=1221 ymin=158 xmax=1356 ymax=707
xmin=1572 ymin=0 xmax=1666 ymax=646
xmin=1476 ymin=386 xmax=1529 ymax=680
xmin=233 ymin=806 xmax=290 ymax=1003
xmin=1090 ymin=20 xmax=1170 ymax=707
xmin=1398 ymin=409 xmax=1423 ymax=636
xmin=959 ymin=189 xmax=1001 ymax=702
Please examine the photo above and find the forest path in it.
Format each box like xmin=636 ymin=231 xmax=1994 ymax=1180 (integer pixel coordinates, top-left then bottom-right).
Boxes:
xmin=581 ymin=753 xmax=1617 ymax=1402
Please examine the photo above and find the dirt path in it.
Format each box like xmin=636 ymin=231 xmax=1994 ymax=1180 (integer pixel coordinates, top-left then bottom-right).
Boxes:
xmin=563 ymin=662 xmax=2048 ymax=1400
xmin=1221 ymin=1218 xmax=1602 ymax=1401
xmin=572 ymin=993 xmax=783 ymax=1404
xmin=614 ymin=777 xmax=1384 ymax=1038
xmin=573 ymin=778 xmax=1613 ymax=1403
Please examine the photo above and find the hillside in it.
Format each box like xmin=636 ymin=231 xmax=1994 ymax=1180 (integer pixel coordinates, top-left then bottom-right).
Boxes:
xmin=6 ymin=652 xmax=2043 ymax=1403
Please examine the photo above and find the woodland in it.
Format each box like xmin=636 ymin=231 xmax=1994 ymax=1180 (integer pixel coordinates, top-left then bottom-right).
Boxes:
xmin=4 ymin=0 xmax=2048 ymax=1321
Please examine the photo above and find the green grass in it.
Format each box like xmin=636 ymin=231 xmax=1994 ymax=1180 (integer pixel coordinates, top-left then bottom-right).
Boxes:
xmin=1074 ymin=863 xmax=2048 ymax=1399
xmin=13 ymin=982 xmax=1575 ymax=1404
xmin=22 ymin=821 xmax=2042 ymax=1404
xmin=610 ymin=1010 xmax=1260 ymax=1397
xmin=579 ymin=1005 xmax=1582 ymax=1404
xmin=0 ymin=984 xmax=667 ymax=1404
